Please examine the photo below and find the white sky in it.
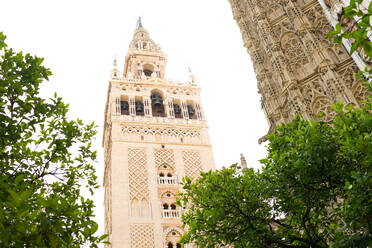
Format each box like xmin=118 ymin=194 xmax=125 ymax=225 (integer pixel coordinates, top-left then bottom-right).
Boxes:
xmin=1 ymin=0 xmax=268 ymax=241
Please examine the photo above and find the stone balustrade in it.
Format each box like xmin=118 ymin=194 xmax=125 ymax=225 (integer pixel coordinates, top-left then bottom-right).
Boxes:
xmin=157 ymin=176 xmax=178 ymax=185
xmin=161 ymin=209 xmax=181 ymax=219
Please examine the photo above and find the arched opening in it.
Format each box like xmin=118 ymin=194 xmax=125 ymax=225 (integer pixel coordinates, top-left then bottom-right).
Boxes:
xmin=173 ymin=99 xmax=182 ymax=119
xmin=163 ymin=203 xmax=169 ymax=210
xmin=135 ymin=96 xmax=144 ymax=116
xmin=143 ymin=64 xmax=154 ymax=77
xmin=120 ymin=95 xmax=129 ymax=115
xmin=168 ymin=242 xmax=174 ymax=248
xmin=170 ymin=204 xmax=177 ymax=210
xmin=158 ymin=164 xmax=176 ymax=185
xmin=151 ymin=90 xmax=166 ymax=117
xmin=187 ymin=101 xmax=196 ymax=119
xmin=142 ymin=198 xmax=149 ymax=217
xmin=165 ymin=229 xmax=183 ymax=248
xmin=131 ymin=198 xmax=139 ymax=217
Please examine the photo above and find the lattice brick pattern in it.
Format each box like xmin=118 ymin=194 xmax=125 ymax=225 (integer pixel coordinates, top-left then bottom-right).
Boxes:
xmin=182 ymin=150 xmax=202 ymax=179
xmin=130 ymin=223 xmax=155 ymax=248
xmin=154 ymin=149 xmax=175 ymax=168
xmin=122 ymin=125 xmax=201 ymax=138
xmin=128 ymin=148 xmax=149 ymax=200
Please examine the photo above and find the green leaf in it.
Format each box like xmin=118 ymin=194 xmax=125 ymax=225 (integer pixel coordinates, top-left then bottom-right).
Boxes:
xmin=334 ymin=36 xmax=342 ymax=44
xmin=362 ymin=40 xmax=372 ymax=58
xmin=350 ymin=41 xmax=360 ymax=55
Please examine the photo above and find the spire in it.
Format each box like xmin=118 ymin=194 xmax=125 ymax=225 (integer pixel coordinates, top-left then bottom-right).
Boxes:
xmin=240 ymin=153 xmax=247 ymax=170
xmin=136 ymin=17 xmax=143 ymax=30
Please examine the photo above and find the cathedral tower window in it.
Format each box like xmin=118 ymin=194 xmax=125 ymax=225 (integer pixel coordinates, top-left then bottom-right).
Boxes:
xmin=173 ymin=99 xmax=183 ymax=119
xmin=141 ymin=198 xmax=149 ymax=217
xmin=135 ymin=97 xmax=144 ymax=116
xmin=151 ymin=90 xmax=166 ymax=117
xmin=168 ymin=242 xmax=174 ymax=248
xmin=163 ymin=203 xmax=169 ymax=210
xmin=143 ymin=64 xmax=154 ymax=77
xmin=157 ymin=164 xmax=177 ymax=185
xmin=186 ymin=101 xmax=196 ymax=120
xmin=120 ymin=95 xmax=129 ymax=115
xmin=131 ymin=198 xmax=139 ymax=217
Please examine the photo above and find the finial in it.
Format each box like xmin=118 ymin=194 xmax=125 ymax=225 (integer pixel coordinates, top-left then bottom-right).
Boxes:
xmin=187 ymin=65 xmax=196 ymax=84
xmin=112 ymin=53 xmax=118 ymax=67
xmin=136 ymin=16 xmax=143 ymax=29
xmin=240 ymin=153 xmax=247 ymax=170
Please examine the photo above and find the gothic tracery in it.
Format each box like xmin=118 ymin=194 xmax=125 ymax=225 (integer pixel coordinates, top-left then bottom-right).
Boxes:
xmin=228 ymin=0 xmax=370 ymax=141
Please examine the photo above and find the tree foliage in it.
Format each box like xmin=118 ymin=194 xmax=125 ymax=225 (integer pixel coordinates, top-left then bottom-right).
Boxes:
xmin=328 ymin=0 xmax=372 ymax=79
xmin=178 ymin=98 xmax=372 ymax=247
xmin=0 ymin=32 xmax=106 ymax=247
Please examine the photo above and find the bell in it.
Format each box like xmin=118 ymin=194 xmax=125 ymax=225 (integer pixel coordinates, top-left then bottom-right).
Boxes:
xmin=187 ymin=105 xmax=195 ymax=116
xmin=151 ymin=92 xmax=163 ymax=106
xmin=121 ymin=101 xmax=129 ymax=111
xmin=135 ymin=101 xmax=143 ymax=112
xmin=174 ymin=104 xmax=181 ymax=114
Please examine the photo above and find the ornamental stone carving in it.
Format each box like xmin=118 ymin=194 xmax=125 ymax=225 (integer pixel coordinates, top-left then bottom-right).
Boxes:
xmin=228 ymin=0 xmax=370 ymax=142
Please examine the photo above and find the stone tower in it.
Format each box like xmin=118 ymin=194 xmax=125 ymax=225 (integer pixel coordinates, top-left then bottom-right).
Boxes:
xmin=228 ymin=0 xmax=370 ymax=142
xmin=103 ymin=18 xmax=215 ymax=247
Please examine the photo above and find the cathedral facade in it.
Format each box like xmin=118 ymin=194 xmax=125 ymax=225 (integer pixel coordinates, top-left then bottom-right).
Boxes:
xmin=102 ymin=19 xmax=215 ymax=247
xmin=228 ymin=0 xmax=370 ymax=142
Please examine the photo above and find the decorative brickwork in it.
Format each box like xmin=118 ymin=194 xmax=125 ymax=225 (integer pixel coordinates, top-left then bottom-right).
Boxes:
xmin=154 ymin=149 xmax=175 ymax=168
xmin=130 ymin=223 xmax=155 ymax=248
xmin=122 ymin=125 xmax=201 ymax=138
xmin=182 ymin=150 xmax=202 ymax=179
xmin=128 ymin=148 xmax=149 ymax=200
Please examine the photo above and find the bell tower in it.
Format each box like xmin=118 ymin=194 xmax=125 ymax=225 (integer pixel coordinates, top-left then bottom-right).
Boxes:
xmin=123 ymin=17 xmax=167 ymax=80
xmin=103 ymin=18 xmax=215 ymax=248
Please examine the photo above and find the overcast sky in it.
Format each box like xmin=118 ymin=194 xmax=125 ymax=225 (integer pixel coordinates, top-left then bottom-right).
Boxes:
xmin=1 ymin=0 xmax=268 ymax=240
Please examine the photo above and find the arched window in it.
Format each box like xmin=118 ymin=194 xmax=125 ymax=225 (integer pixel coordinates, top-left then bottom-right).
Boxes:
xmin=131 ymin=198 xmax=139 ymax=217
xmin=143 ymin=64 xmax=154 ymax=77
xmin=142 ymin=198 xmax=149 ymax=217
xmin=163 ymin=203 xmax=169 ymax=210
xmin=280 ymin=32 xmax=309 ymax=73
xmin=176 ymin=244 xmax=181 ymax=248
xmin=173 ymin=101 xmax=182 ymax=119
xmin=135 ymin=100 xmax=144 ymax=116
xmin=187 ymin=104 xmax=196 ymax=119
xmin=151 ymin=91 xmax=166 ymax=117
xmin=159 ymin=173 xmax=165 ymax=177
xmin=168 ymin=242 xmax=174 ymax=248
xmin=167 ymin=173 xmax=172 ymax=177
xmin=170 ymin=204 xmax=177 ymax=210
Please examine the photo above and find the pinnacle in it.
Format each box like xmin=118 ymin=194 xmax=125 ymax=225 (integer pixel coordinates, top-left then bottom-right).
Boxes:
xmin=136 ymin=17 xmax=143 ymax=30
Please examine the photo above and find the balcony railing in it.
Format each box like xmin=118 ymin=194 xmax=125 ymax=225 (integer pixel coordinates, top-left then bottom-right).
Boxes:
xmin=158 ymin=176 xmax=178 ymax=185
xmin=161 ymin=209 xmax=181 ymax=219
